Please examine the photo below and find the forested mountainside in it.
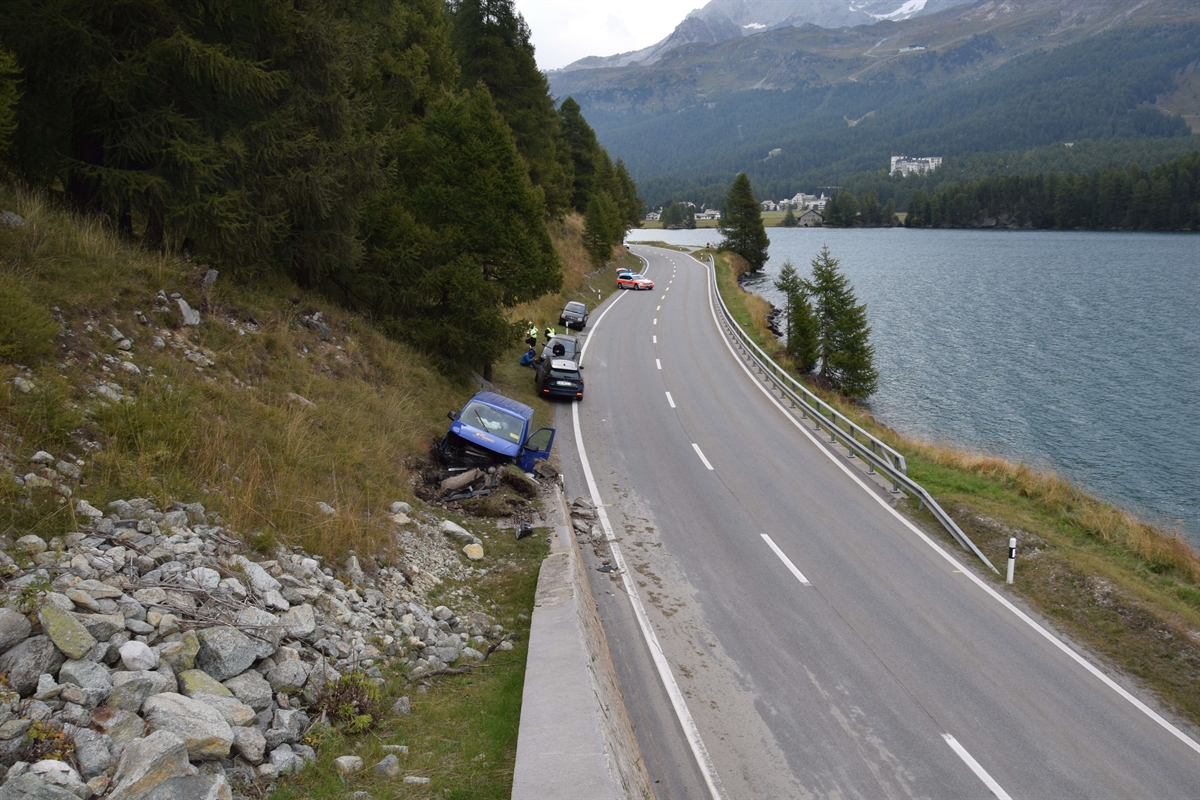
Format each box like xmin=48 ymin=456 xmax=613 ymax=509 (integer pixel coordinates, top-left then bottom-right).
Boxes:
xmin=0 ymin=0 xmax=638 ymax=375
xmin=548 ymin=0 xmax=1199 ymax=207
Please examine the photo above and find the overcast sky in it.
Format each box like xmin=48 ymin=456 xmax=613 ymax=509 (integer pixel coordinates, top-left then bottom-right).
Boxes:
xmin=513 ymin=0 xmax=702 ymax=71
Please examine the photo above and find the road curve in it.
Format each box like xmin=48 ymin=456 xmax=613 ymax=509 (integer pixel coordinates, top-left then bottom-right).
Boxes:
xmin=551 ymin=244 xmax=1200 ymax=800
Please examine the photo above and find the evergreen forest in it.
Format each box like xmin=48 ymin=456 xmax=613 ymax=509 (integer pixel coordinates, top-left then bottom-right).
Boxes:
xmin=902 ymin=151 xmax=1200 ymax=230
xmin=0 ymin=0 xmax=640 ymax=373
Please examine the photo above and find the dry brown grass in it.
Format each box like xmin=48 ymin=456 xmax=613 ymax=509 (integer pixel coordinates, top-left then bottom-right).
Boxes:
xmin=0 ymin=183 xmax=484 ymax=564
xmin=511 ymin=213 xmax=633 ymax=333
xmin=904 ymin=438 xmax=1200 ymax=583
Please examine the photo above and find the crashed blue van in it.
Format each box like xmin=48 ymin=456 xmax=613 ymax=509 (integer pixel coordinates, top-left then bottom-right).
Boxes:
xmin=434 ymin=391 xmax=555 ymax=472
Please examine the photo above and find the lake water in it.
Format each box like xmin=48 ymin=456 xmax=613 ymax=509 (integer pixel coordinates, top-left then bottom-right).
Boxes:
xmin=627 ymin=227 xmax=1200 ymax=546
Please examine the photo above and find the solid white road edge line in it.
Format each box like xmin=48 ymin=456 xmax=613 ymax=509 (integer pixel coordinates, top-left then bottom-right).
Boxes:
xmin=575 ymin=265 xmax=727 ymax=800
xmin=692 ymin=443 xmax=715 ymax=471
xmin=943 ymin=735 xmax=1013 ymax=800
xmin=761 ymin=534 xmax=811 ymax=586
xmin=687 ymin=249 xmax=1200 ymax=756
xmin=666 ymin=392 xmax=676 ymax=408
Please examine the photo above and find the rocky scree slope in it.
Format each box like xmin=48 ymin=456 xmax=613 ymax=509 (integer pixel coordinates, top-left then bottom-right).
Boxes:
xmin=0 ymin=481 xmax=523 ymax=799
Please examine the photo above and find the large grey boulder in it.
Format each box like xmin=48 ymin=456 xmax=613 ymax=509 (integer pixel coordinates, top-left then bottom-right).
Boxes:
xmin=142 ymin=693 xmax=234 ymax=760
xmin=268 ymin=744 xmax=304 ymax=775
xmin=59 ymin=658 xmax=112 ymax=692
xmin=90 ymin=707 xmax=146 ymax=748
xmin=194 ymin=627 xmax=256 ymax=682
xmin=0 ymin=773 xmax=80 ymax=800
xmin=27 ymin=760 xmax=88 ymax=798
xmin=278 ymin=604 xmax=316 ymax=641
xmin=141 ymin=773 xmax=231 ymax=800
xmin=36 ymin=605 xmax=96 ymax=660
xmin=233 ymin=607 xmax=281 ymax=659
xmin=228 ymin=556 xmax=280 ymax=594
xmin=76 ymin=613 xmax=125 ymax=642
xmin=73 ymin=729 xmax=114 ymax=780
xmin=222 ymin=671 xmax=272 ymax=711
xmin=231 ymin=726 xmax=266 ymax=765
xmin=58 ymin=658 xmax=112 ymax=707
xmin=0 ymin=608 xmax=32 ymax=655
xmin=176 ymin=670 xmax=231 ymax=699
xmin=206 ymin=696 xmax=257 ymax=727
xmin=119 ymin=641 xmax=159 ymax=671
xmin=107 ymin=670 xmax=174 ymax=712
xmin=264 ymin=659 xmax=309 ymax=693
xmin=107 ymin=730 xmax=194 ymax=800
xmin=0 ymin=636 xmax=64 ymax=695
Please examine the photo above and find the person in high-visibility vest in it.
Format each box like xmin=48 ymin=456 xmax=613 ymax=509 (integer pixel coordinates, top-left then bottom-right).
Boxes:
xmin=526 ymin=324 xmax=538 ymax=348
xmin=545 ymin=326 xmax=555 ymax=340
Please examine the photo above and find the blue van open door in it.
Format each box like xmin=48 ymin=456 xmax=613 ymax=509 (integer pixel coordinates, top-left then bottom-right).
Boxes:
xmin=517 ymin=427 xmax=555 ymax=472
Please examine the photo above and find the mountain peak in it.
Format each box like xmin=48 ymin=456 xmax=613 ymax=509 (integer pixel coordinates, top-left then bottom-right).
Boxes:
xmin=555 ymin=0 xmax=973 ymax=72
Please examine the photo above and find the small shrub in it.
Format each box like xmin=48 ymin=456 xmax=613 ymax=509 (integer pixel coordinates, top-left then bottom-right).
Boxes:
xmin=22 ymin=720 xmax=74 ymax=762
xmin=308 ymin=670 xmax=381 ymax=733
xmin=0 ymin=273 xmax=57 ymax=365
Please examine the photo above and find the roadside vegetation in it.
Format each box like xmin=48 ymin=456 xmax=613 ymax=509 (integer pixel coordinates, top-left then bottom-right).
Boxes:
xmin=708 ymin=247 xmax=1200 ymax=728
xmin=0 ymin=179 xmax=635 ymax=799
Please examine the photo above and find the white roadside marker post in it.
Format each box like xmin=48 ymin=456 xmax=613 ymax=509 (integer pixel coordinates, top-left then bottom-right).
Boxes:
xmin=1006 ymin=537 xmax=1016 ymax=585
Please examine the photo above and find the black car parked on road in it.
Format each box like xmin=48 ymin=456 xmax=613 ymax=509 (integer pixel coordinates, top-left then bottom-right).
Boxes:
xmin=535 ymin=358 xmax=584 ymax=400
xmin=559 ymin=301 xmax=589 ymax=330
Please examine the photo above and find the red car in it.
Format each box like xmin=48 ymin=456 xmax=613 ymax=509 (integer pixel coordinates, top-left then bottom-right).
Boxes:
xmin=617 ymin=273 xmax=654 ymax=290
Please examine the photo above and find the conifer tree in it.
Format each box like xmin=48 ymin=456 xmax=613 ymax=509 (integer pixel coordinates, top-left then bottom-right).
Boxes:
xmin=0 ymin=49 xmax=17 ymax=154
xmin=357 ymin=87 xmax=560 ymax=371
xmin=613 ymin=159 xmax=643 ymax=230
xmin=773 ymin=260 xmax=819 ymax=372
xmin=449 ymin=0 xmax=571 ymax=217
xmin=582 ymin=194 xmax=612 ymax=265
xmin=781 ymin=208 xmax=797 ymax=227
xmin=805 ymin=245 xmax=878 ymax=400
xmin=559 ymin=97 xmax=600 ymax=213
xmin=719 ymin=173 xmax=769 ymax=271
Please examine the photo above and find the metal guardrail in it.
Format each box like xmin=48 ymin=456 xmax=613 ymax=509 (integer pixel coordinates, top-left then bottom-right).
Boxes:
xmin=702 ymin=253 xmax=1000 ymax=575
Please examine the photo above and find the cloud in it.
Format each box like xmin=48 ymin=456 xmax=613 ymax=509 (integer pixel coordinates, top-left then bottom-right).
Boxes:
xmin=514 ymin=0 xmax=702 ymax=70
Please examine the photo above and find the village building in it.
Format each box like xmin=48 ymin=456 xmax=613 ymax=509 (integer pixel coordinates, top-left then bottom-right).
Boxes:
xmin=797 ymin=209 xmax=823 ymax=227
xmin=788 ymin=191 xmax=828 ymax=211
xmin=890 ymin=155 xmax=943 ymax=176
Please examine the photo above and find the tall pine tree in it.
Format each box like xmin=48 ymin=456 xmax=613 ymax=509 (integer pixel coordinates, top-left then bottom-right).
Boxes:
xmin=773 ymin=260 xmax=819 ymax=372
xmin=805 ymin=245 xmax=878 ymax=400
xmin=719 ymin=173 xmax=769 ymax=271
xmin=449 ymin=0 xmax=571 ymax=217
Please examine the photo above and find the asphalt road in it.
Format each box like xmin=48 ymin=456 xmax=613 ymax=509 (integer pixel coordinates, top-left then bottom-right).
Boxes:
xmin=552 ymin=244 xmax=1200 ymax=800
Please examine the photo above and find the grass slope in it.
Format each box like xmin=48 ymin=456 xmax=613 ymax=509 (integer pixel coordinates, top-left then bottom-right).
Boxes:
xmin=0 ymin=184 xmax=632 ymax=797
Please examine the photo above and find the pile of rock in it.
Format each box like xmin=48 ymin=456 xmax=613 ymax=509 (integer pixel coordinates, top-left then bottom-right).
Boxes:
xmin=0 ymin=474 xmax=516 ymax=798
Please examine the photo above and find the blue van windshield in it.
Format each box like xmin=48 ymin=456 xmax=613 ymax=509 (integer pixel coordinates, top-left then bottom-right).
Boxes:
xmin=460 ymin=400 xmax=524 ymax=444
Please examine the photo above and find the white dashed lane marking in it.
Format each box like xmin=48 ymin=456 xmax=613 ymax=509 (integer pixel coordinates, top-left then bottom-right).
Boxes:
xmin=761 ymin=534 xmax=810 ymax=586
